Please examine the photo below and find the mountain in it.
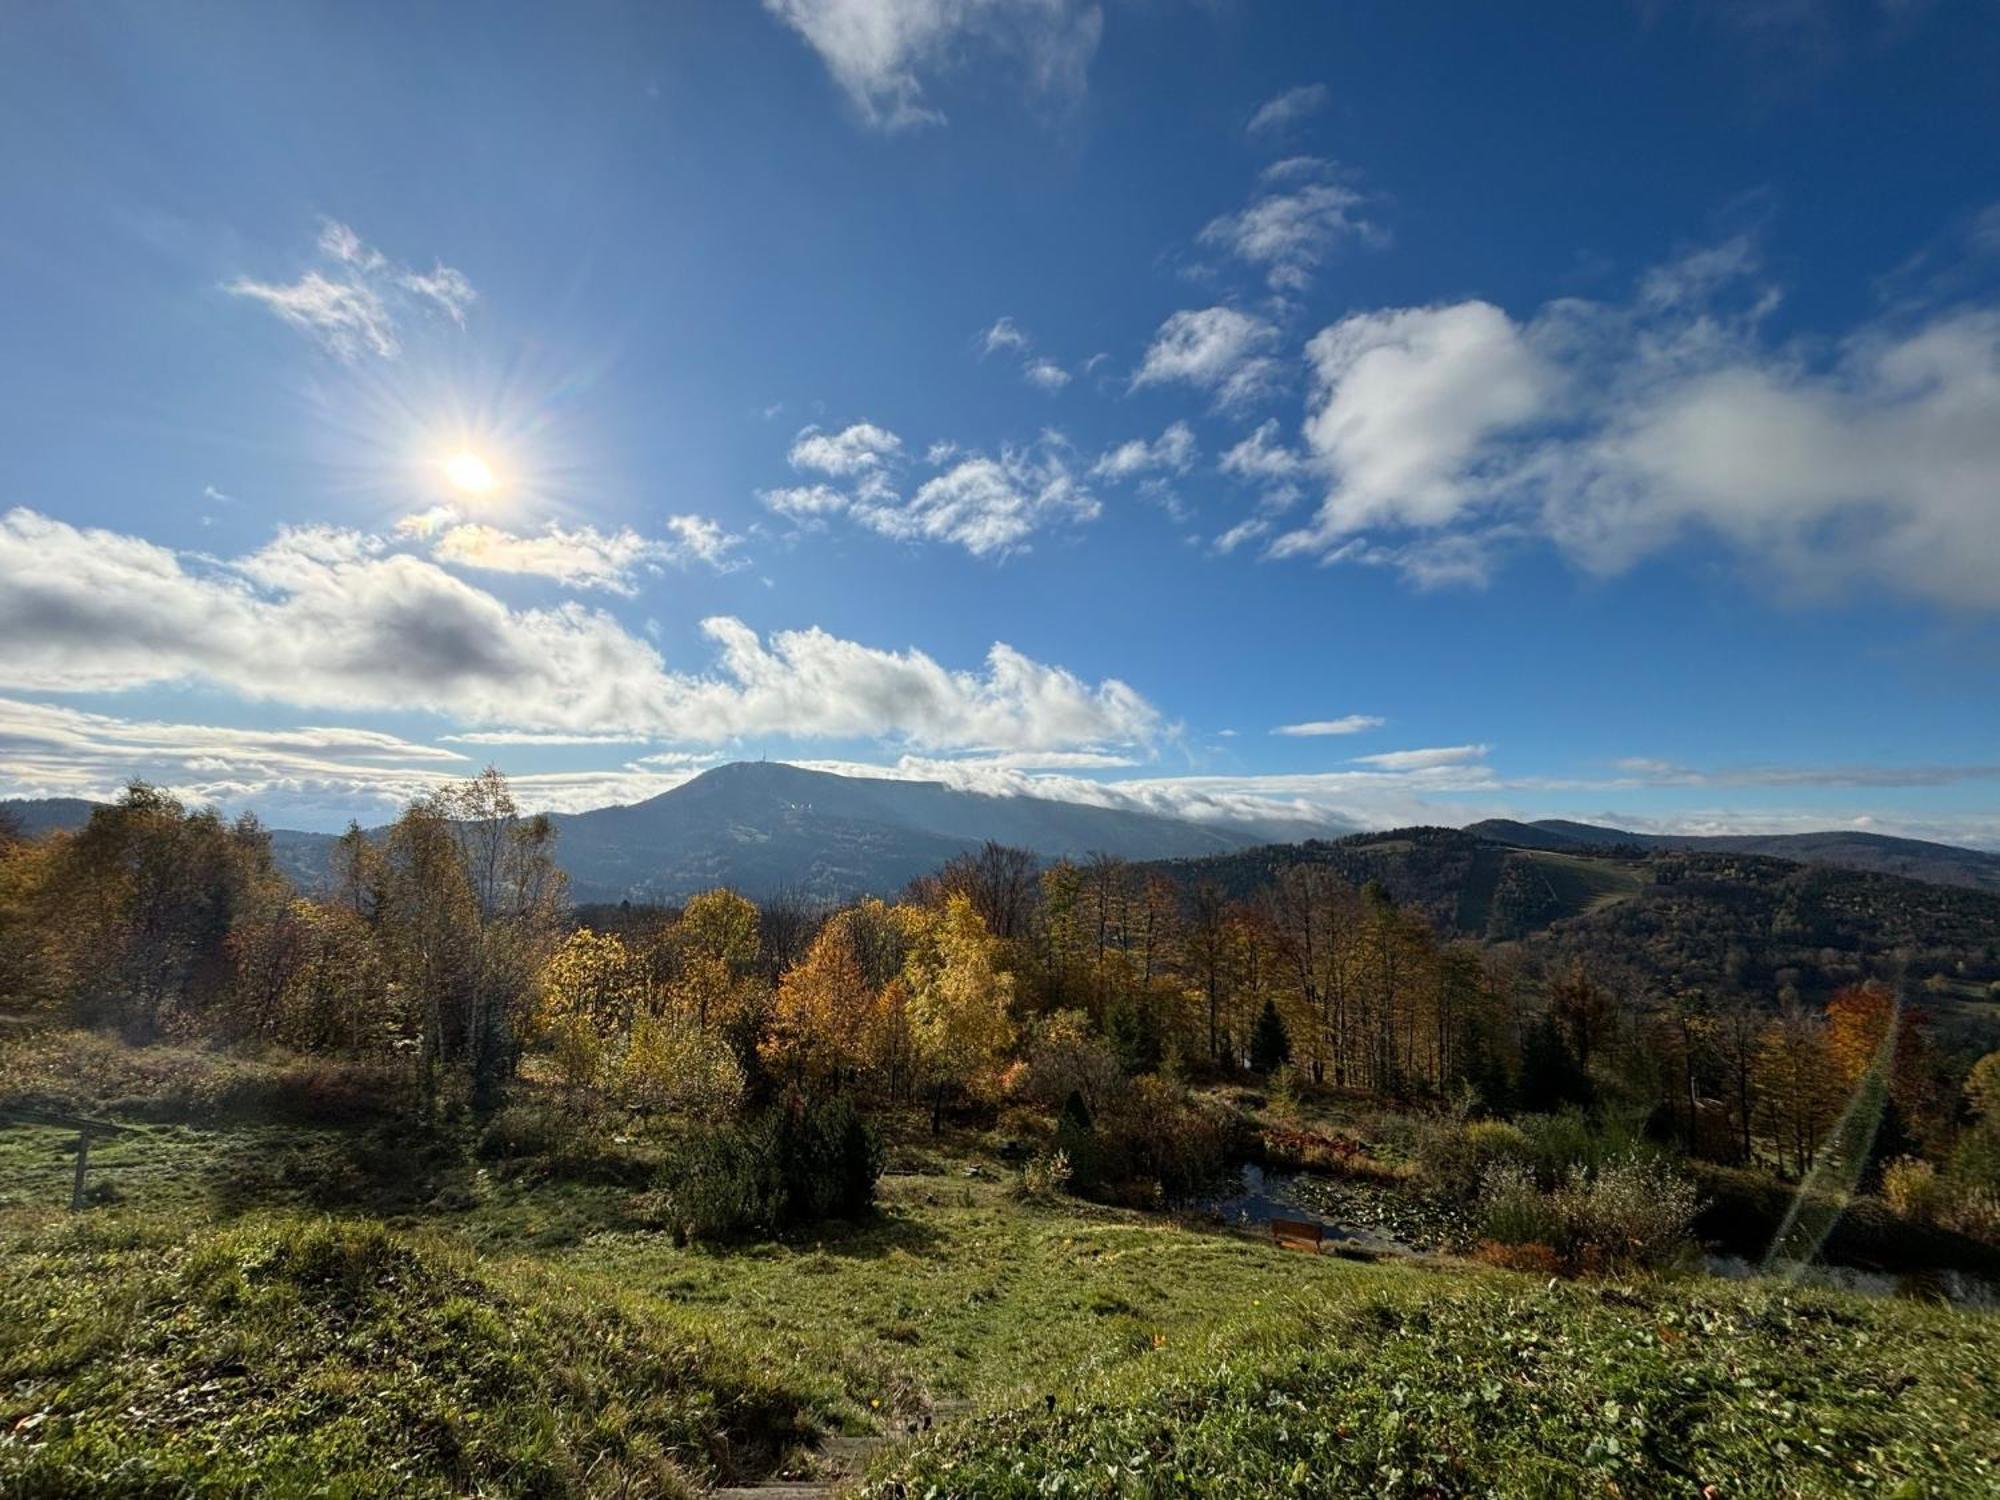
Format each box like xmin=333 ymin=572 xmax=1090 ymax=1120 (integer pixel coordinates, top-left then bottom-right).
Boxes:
xmin=6 ymin=763 xmax=1261 ymax=904
xmin=548 ymin=761 xmax=1259 ymax=902
xmin=1465 ymin=819 xmax=2000 ymax=894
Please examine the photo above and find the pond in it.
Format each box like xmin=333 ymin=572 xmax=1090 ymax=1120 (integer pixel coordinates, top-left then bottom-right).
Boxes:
xmin=1705 ymin=1253 xmax=1999 ymax=1310
xmin=1198 ymin=1163 xmax=1426 ymax=1256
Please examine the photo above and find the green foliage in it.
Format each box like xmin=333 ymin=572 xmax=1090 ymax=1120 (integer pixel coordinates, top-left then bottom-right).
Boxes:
xmin=651 ymin=1092 xmax=883 ymax=1242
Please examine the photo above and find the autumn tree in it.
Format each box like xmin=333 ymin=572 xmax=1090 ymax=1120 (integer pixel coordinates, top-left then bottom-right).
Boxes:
xmin=901 ymin=894 xmax=1016 ymax=1130
xmin=763 ymin=913 xmax=876 ymax=1087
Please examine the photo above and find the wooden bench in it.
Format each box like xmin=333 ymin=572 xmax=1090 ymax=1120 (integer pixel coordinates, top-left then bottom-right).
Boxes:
xmin=0 ymin=1108 xmax=132 ymax=1209
xmin=1270 ymin=1217 xmax=1325 ymax=1254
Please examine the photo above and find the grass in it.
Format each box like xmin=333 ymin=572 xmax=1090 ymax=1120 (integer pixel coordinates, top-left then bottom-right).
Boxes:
xmin=6 ymin=1091 xmax=2000 ymax=1497
xmin=862 ymin=1276 xmax=2000 ymax=1498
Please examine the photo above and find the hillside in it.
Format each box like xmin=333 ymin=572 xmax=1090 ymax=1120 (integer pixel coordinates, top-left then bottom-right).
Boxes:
xmin=1146 ymin=829 xmax=2000 ymax=1015
xmin=1468 ymin=818 xmax=2000 ymax=894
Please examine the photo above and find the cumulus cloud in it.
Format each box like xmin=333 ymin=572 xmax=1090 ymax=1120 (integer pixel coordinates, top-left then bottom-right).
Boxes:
xmin=1273 ymin=715 xmax=1384 ymax=737
xmin=759 ymin=483 xmax=852 ymax=521
xmin=1246 ymin=83 xmax=1329 ymax=137
xmin=1263 ymin=237 xmax=2000 ymax=608
xmin=853 ymin=439 xmax=1099 ymax=556
xmin=227 ymin=219 xmax=475 ymax=360
xmin=1092 ymin=421 xmax=1196 ymax=481
xmin=1133 ymin=306 xmax=1283 ymax=409
xmin=1199 ymin=176 xmax=1384 ymax=293
xmin=1271 ymin=300 xmax=1555 ymax=555
xmin=788 ymin=421 xmax=904 ymax=476
xmin=762 ymin=0 xmax=1103 ymax=129
xmin=0 ymin=509 xmax=1154 ymax=750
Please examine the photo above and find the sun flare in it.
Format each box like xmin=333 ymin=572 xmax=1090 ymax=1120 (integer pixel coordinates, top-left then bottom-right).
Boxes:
xmin=443 ymin=450 xmax=498 ymax=495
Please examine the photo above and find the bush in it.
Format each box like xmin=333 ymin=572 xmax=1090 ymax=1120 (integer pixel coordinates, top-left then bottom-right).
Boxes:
xmin=1883 ymin=1156 xmax=1944 ymax=1225
xmin=653 ymin=1092 xmax=882 ymax=1243
xmin=1551 ymin=1153 xmax=1700 ymax=1271
xmin=1018 ymin=1149 xmax=1073 ymax=1200
xmin=1413 ymin=1117 xmax=1531 ymax=1200
xmin=1478 ymin=1151 xmax=1699 ymax=1274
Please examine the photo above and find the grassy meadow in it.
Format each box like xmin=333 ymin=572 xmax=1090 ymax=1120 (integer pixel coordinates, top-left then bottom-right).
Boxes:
xmin=4 ymin=1075 xmax=1998 ymax=1499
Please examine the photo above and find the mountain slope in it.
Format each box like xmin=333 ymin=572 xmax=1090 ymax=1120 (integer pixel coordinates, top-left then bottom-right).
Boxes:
xmin=549 ymin=761 xmax=1257 ymax=902
xmin=1466 ymin=818 xmax=2000 ymax=894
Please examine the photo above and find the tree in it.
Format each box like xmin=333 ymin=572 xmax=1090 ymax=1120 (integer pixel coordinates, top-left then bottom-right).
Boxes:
xmin=763 ymin=914 xmax=876 ymax=1087
xmin=534 ymin=929 xmax=644 ymax=1096
xmin=901 ymin=894 xmax=1016 ymax=1130
xmin=1753 ymin=1004 xmax=1843 ymax=1178
xmin=1249 ymin=997 xmax=1291 ymax=1074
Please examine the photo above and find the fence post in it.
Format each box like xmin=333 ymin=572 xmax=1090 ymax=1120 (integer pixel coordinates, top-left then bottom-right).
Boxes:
xmin=69 ymin=1128 xmax=91 ymax=1210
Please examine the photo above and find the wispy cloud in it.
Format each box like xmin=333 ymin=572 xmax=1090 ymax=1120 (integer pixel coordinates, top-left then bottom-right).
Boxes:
xmin=1133 ymin=306 xmax=1283 ymax=409
xmin=227 ymin=219 xmax=475 ymax=361
xmin=1350 ymin=744 xmax=1489 ymax=770
xmin=1199 ymin=168 xmax=1385 ymax=293
xmin=762 ymin=0 xmax=1103 ymax=130
xmin=1246 ymin=83 xmax=1329 ymax=137
xmin=1273 ymin=715 xmax=1384 ymax=737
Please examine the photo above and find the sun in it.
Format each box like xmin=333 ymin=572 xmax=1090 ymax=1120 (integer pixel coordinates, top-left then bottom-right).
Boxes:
xmin=443 ymin=450 xmax=499 ymax=495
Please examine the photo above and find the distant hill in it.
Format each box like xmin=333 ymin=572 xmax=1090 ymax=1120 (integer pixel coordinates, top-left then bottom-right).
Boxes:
xmin=1465 ymin=819 xmax=2000 ymax=894
xmin=5 ymin=763 xmax=1263 ymax=905
xmin=0 ymin=797 xmax=100 ymax=837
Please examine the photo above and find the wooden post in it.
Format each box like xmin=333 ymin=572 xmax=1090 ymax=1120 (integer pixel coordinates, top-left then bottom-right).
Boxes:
xmin=69 ymin=1128 xmax=91 ymax=1210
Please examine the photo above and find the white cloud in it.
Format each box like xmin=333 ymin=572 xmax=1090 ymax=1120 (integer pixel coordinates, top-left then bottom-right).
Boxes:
xmin=788 ymin=421 xmax=904 ymax=476
xmin=1220 ymin=418 xmax=1304 ymax=481
xmin=1211 ymin=516 xmax=1270 ymax=555
xmin=760 ymin=483 xmax=852 ymax=520
xmin=853 ymin=439 xmax=1099 ymax=556
xmin=663 ymin=514 xmax=748 ymax=571
xmin=393 ymin=511 xmax=744 ymax=591
xmin=1133 ymin=306 xmax=1283 ymax=409
xmin=0 ymin=509 xmax=1153 ymax=750
xmin=980 ymin=315 xmax=1031 ymax=355
xmin=762 ymin=0 xmax=1103 ymax=130
xmin=1023 ymin=357 xmax=1071 ymax=391
xmin=1199 ymin=180 xmax=1383 ymax=293
xmin=1246 ymin=83 xmax=1329 ymax=137
xmin=1273 ymin=715 xmax=1384 ymax=737
xmin=1272 ymin=300 xmax=1554 ymax=554
xmin=1349 ymin=743 xmax=1489 ymax=770
xmin=1092 ymin=421 xmax=1196 ymax=481
xmin=1260 ymin=237 xmax=2000 ymax=609
xmin=227 ymin=219 xmax=474 ymax=361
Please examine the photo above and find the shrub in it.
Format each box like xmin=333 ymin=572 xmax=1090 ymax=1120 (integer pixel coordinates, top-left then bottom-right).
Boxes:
xmin=1477 ymin=1161 xmax=1561 ymax=1247
xmin=1883 ymin=1156 xmax=1944 ymax=1225
xmin=1551 ymin=1153 xmax=1700 ymax=1271
xmin=1414 ymin=1117 xmax=1531 ymax=1200
xmin=1479 ymin=1151 xmax=1700 ymax=1274
xmin=654 ymin=1092 xmax=882 ymax=1243
xmin=1018 ymin=1149 xmax=1073 ymax=1200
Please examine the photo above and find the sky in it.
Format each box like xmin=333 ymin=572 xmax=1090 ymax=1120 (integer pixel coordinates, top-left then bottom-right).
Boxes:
xmin=2 ymin=0 xmax=1999 ymax=845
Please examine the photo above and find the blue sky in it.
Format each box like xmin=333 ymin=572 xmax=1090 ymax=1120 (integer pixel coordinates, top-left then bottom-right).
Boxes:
xmin=2 ymin=0 xmax=1998 ymax=843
